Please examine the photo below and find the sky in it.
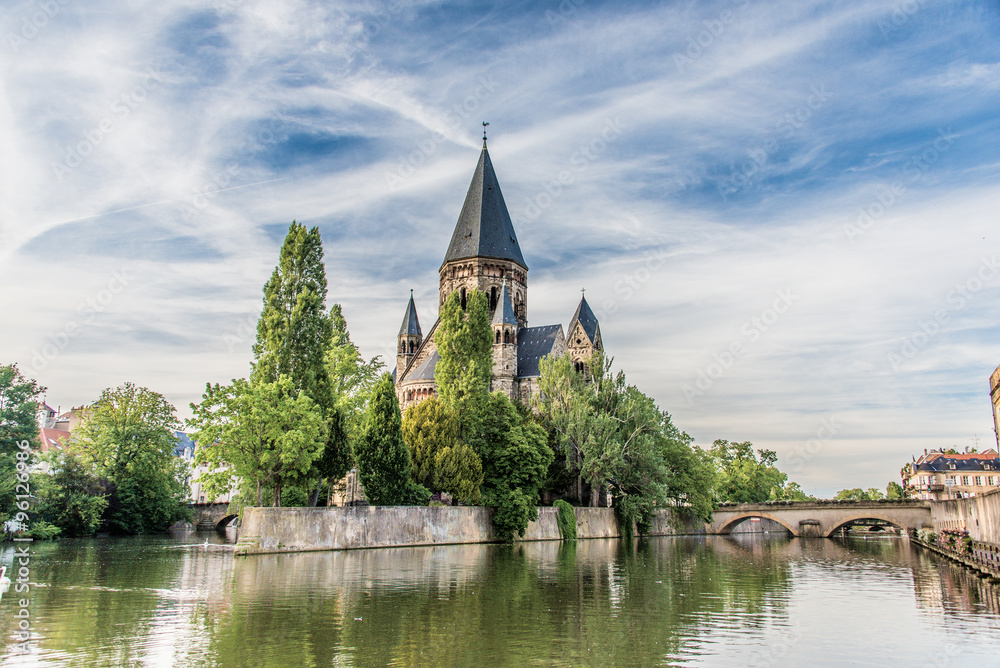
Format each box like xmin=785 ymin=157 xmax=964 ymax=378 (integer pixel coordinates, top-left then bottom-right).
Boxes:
xmin=1 ymin=0 xmax=999 ymax=497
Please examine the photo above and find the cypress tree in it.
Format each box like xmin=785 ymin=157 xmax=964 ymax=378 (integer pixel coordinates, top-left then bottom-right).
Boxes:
xmin=251 ymin=221 xmax=336 ymax=503
xmin=355 ymin=374 xmax=412 ymax=505
xmin=434 ymin=289 xmax=492 ymax=440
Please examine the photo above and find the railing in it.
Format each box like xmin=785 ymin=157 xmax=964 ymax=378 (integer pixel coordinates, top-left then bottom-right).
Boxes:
xmin=915 ymin=529 xmax=1000 ymax=579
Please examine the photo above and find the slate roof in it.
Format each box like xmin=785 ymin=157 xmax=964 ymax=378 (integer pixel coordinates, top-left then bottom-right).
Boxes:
xmin=442 ymin=145 xmax=526 ymax=268
xmin=398 ymin=291 xmax=422 ymax=337
xmin=409 ymin=350 xmax=440 ymax=381
xmin=517 ymin=324 xmax=563 ymax=378
xmin=914 ymin=453 xmax=999 ymax=472
xmin=492 ymin=280 xmax=518 ymax=326
xmin=568 ymin=296 xmax=600 ymax=343
xmin=173 ymin=431 xmax=195 ymax=459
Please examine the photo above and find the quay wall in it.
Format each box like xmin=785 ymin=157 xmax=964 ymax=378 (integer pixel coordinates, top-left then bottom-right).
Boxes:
xmin=930 ymin=487 xmax=1000 ymax=544
xmin=235 ymin=506 xmax=695 ymax=555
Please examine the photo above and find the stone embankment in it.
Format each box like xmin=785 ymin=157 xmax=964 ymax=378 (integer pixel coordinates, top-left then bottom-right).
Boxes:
xmin=915 ymin=487 xmax=1000 ymax=580
xmin=235 ymin=506 xmax=703 ymax=556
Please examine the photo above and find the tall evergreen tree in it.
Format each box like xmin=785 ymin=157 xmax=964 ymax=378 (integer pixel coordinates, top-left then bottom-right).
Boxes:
xmin=434 ymin=289 xmax=492 ymax=440
xmin=0 ymin=364 xmax=44 ymax=526
xmin=251 ymin=222 xmax=340 ymax=503
xmin=355 ymin=374 xmax=412 ymax=506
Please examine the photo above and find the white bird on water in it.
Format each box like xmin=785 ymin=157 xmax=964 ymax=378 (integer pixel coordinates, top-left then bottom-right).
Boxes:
xmin=0 ymin=566 xmax=11 ymax=596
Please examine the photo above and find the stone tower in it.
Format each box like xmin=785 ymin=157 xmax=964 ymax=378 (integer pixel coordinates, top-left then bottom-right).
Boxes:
xmin=438 ymin=142 xmax=528 ymax=326
xmin=396 ymin=290 xmax=422 ymax=380
xmin=567 ymin=294 xmax=602 ymax=371
xmin=491 ymin=279 xmax=519 ymax=395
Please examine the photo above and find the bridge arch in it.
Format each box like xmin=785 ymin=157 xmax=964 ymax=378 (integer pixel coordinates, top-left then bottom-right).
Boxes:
xmin=717 ymin=513 xmax=797 ymax=537
xmin=215 ymin=514 xmax=238 ymax=531
xmin=824 ymin=514 xmax=905 ymax=538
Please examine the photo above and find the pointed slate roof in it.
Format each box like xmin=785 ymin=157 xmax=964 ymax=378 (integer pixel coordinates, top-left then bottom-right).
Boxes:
xmin=517 ymin=325 xmax=564 ymax=378
xmin=442 ymin=145 xmax=527 ymax=268
xmin=491 ymin=280 xmax=518 ymax=326
xmin=398 ymin=291 xmax=421 ymax=337
xmin=568 ymin=296 xmax=600 ymax=343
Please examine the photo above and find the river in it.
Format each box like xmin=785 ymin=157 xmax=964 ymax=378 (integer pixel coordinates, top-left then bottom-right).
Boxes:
xmin=1 ymin=532 xmax=999 ymax=666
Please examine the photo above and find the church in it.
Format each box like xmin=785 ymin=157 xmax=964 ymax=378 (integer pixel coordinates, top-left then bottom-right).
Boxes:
xmin=393 ymin=137 xmax=603 ymax=410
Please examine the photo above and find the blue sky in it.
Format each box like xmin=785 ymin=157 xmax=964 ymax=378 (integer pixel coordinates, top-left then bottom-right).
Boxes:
xmin=2 ymin=0 xmax=999 ymax=496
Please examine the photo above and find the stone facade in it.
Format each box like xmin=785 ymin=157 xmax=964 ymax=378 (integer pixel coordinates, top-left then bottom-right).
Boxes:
xmin=394 ymin=143 xmax=600 ymax=411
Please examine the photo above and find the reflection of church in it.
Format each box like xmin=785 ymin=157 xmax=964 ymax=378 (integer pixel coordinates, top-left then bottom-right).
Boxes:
xmin=393 ymin=139 xmax=602 ymax=410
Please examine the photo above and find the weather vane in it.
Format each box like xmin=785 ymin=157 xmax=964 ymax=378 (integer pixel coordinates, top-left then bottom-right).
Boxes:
xmin=482 ymin=121 xmax=489 ymax=143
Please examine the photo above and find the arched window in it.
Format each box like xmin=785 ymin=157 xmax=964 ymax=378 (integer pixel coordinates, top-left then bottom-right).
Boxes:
xmin=490 ymin=286 xmax=497 ymax=310
xmin=461 ymin=288 xmax=467 ymax=310
xmin=504 ymin=330 xmax=510 ymax=344
xmin=409 ymin=340 xmax=415 ymax=353
xmin=495 ymin=330 xmax=501 ymax=344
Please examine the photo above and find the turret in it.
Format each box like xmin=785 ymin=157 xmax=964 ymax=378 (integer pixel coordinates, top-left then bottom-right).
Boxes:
xmin=397 ymin=290 xmax=422 ymax=379
xmin=491 ymin=279 xmax=518 ymax=394
xmin=567 ymin=293 xmax=602 ymax=372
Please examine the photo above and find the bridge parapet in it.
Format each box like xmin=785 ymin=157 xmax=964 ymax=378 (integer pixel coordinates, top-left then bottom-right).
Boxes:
xmin=709 ymin=500 xmax=932 ymax=538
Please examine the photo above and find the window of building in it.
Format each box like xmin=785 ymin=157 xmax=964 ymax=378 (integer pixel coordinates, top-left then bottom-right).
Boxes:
xmin=961 ymin=475 xmax=970 ymax=485
xmin=975 ymin=476 xmax=983 ymax=486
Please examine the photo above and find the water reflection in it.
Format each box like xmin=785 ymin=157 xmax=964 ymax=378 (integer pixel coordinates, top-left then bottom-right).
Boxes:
xmin=1 ymin=534 xmax=999 ymax=667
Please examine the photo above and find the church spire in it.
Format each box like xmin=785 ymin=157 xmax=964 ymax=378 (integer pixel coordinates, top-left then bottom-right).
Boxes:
xmin=491 ymin=279 xmax=518 ymax=326
xmin=398 ymin=290 xmax=421 ymax=337
xmin=442 ymin=142 xmax=526 ymax=268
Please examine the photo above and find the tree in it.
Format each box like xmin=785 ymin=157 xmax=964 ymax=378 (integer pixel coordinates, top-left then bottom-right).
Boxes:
xmin=34 ymin=452 xmax=107 ymax=536
xmin=772 ymin=481 xmax=814 ymax=502
xmin=70 ymin=383 xmax=189 ymax=533
xmin=535 ymin=354 xmax=716 ymax=532
xmin=326 ymin=303 xmax=384 ymax=440
xmin=435 ymin=289 xmax=492 ymax=439
xmin=478 ymin=392 xmax=553 ymax=541
xmin=886 ymin=481 xmax=905 ymax=500
xmin=710 ymin=440 xmax=788 ymax=504
xmin=188 ymin=377 xmax=327 ymax=507
xmin=834 ymin=487 xmax=885 ymax=501
xmin=252 ymin=221 xmax=337 ymax=505
xmin=355 ymin=374 xmax=416 ymax=506
xmin=0 ymin=364 xmax=44 ymax=525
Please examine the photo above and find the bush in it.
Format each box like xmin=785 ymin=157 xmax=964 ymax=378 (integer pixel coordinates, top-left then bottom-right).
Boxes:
xmin=27 ymin=521 xmax=61 ymax=540
xmin=554 ymin=499 xmax=576 ymax=540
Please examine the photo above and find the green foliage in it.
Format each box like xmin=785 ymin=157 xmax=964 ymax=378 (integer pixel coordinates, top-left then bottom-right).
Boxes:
xmin=433 ymin=443 xmax=483 ymax=504
xmin=188 ymin=377 xmax=327 ymax=506
xmin=0 ymin=364 xmax=44 ymax=523
xmin=326 ymin=304 xmax=385 ymax=440
xmin=886 ymin=481 xmax=905 ymax=500
xmin=401 ymin=397 xmax=483 ymax=503
xmin=70 ymin=383 xmax=188 ymax=533
xmin=26 ymin=520 xmax=61 ymax=540
xmin=252 ymin=222 xmax=333 ymax=407
xmin=834 ymin=487 xmax=885 ymax=501
xmin=435 ymin=289 xmax=492 ymax=439
xmin=771 ymin=481 xmax=815 ymax=502
xmin=478 ymin=392 xmax=553 ymax=541
xmin=554 ymin=499 xmax=577 ymax=540
xmin=710 ymin=440 xmax=788 ymax=504
xmin=34 ymin=452 xmax=107 ymax=536
xmin=315 ymin=407 xmax=352 ymax=488
xmin=536 ymin=354 xmax=717 ymax=531
xmin=355 ymin=374 xmax=414 ymax=506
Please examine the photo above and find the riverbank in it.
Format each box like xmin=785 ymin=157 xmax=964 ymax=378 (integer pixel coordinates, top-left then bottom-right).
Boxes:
xmin=234 ymin=505 xmax=704 ymax=555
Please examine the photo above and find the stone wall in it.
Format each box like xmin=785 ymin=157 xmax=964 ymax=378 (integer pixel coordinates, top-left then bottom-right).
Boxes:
xmin=235 ymin=506 xmax=699 ymax=555
xmin=931 ymin=487 xmax=1000 ymax=544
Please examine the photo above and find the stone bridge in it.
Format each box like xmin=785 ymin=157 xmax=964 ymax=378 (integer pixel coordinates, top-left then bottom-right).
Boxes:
xmin=189 ymin=502 xmax=237 ymax=531
xmin=707 ymin=500 xmax=932 ymax=538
